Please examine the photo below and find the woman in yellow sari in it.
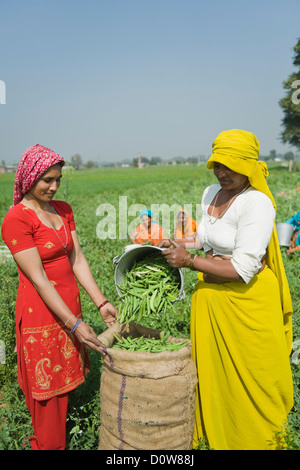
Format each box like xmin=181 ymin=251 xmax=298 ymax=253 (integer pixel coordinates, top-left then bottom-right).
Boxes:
xmin=159 ymin=129 xmax=293 ymax=450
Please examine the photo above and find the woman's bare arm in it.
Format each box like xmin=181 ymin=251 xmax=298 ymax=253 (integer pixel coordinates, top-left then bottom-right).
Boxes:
xmin=129 ymin=229 xmax=139 ymax=243
xmin=13 ymin=247 xmax=106 ymax=354
xmin=162 ymin=240 xmax=243 ymax=282
xmin=69 ymin=231 xmax=118 ymax=324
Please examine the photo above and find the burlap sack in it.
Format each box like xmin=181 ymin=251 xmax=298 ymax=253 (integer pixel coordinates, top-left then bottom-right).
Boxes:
xmin=97 ymin=322 xmax=198 ymax=450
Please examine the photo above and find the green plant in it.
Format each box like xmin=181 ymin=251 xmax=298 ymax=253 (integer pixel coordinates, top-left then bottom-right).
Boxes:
xmin=0 ymin=163 xmax=299 ymax=450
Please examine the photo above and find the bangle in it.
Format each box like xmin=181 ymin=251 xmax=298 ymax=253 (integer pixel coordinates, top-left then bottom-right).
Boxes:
xmin=189 ymin=254 xmax=195 ymax=269
xmin=65 ymin=316 xmax=74 ymax=327
xmin=70 ymin=318 xmax=83 ymax=333
xmin=189 ymin=254 xmax=198 ymax=270
xmin=98 ymin=299 xmax=109 ymax=311
xmin=183 ymin=252 xmax=190 ymax=267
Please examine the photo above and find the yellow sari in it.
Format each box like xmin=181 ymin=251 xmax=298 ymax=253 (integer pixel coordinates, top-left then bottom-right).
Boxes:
xmin=191 ymin=130 xmax=294 ymax=450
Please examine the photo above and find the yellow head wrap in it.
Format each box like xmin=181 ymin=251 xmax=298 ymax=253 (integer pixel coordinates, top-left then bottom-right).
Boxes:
xmin=207 ymin=129 xmax=276 ymax=206
xmin=207 ymin=129 xmax=293 ymax=352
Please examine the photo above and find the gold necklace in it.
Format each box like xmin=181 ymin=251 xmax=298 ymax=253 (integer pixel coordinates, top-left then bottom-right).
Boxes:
xmin=208 ymin=184 xmax=250 ymax=224
xmin=24 ymin=200 xmax=68 ymax=250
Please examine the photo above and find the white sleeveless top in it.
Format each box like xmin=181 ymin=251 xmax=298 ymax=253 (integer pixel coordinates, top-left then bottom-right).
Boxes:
xmin=197 ymin=184 xmax=275 ymax=283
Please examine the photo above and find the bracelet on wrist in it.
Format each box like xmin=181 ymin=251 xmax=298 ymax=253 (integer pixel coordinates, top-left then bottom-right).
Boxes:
xmin=189 ymin=254 xmax=198 ymax=270
xmin=183 ymin=252 xmax=190 ymax=267
xmin=189 ymin=254 xmax=195 ymax=269
xmin=98 ymin=299 xmax=109 ymax=311
xmin=70 ymin=318 xmax=83 ymax=333
xmin=65 ymin=316 xmax=74 ymax=328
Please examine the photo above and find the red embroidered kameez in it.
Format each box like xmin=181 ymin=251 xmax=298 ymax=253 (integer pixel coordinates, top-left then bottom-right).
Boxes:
xmin=1 ymin=200 xmax=89 ymax=401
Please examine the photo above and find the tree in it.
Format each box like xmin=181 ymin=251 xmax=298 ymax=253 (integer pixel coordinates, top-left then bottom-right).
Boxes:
xmin=70 ymin=154 xmax=83 ymax=170
xmin=284 ymin=151 xmax=295 ymax=161
xmin=149 ymin=157 xmax=162 ymax=165
xmin=279 ymin=38 xmax=300 ymax=150
xmin=85 ymin=160 xmax=96 ymax=169
xmin=263 ymin=150 xmax=276 ymax=162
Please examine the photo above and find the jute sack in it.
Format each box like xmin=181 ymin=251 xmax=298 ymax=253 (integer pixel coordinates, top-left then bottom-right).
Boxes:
xmin=97 ymin=322 xmax=198 ymax=450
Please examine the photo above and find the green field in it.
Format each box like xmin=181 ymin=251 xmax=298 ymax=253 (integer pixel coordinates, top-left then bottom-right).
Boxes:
xmin=0 ymin=164 xmax=299 ymax=450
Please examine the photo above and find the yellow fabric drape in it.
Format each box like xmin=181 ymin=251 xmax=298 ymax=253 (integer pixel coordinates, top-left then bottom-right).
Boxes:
xmin=191 ymin=129 xmax=294 ymax=449
xmin=206 ymin=129 xmax=293 ymax=352
xmin=191 ymin=268 xmax=293 ymax=450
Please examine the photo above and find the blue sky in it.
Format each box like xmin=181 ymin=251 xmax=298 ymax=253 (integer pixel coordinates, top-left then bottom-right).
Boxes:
xmin=0 ymin=0 xmax=299 ymax=164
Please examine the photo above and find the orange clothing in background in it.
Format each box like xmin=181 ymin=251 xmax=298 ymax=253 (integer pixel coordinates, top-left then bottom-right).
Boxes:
xmin=134 ymin=222 xmax=166 ymax=246
xmin=174 ymin=209 xmax=198 ymax=239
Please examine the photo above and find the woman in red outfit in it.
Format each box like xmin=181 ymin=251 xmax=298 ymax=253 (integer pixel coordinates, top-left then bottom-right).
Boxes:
xmin=1 ymin=145 xmax=118 ymax=450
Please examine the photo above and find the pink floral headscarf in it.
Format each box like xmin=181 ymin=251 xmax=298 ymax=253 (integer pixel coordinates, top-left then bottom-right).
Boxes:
xmin=13 ymin=144 xmax=65 ymax=205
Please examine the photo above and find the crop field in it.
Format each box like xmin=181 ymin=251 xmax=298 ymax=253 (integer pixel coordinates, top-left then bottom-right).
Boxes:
xmin=0 ymin=163 xmax=299 ymax=450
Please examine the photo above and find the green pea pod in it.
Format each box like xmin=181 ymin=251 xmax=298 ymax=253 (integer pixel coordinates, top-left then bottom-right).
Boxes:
xmin=116 ymin=253 xmax=180 ymax=325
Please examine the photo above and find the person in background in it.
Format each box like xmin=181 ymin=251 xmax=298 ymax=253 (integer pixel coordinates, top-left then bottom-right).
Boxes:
xmin=158 ymin=129 xmax=293 ymax=450
xmin=130 ymin=209 xmax=165 ymax=246
xmin=285 ymin=210 xmax=300 ymax=255
xmin=1 ymin=145 xmax=118 ymax=450
xmin=174 ymin=208 xmax=198 ymax=240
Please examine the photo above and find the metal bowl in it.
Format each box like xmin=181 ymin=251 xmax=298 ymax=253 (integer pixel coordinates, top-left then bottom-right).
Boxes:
xmin=113 ymin=244 xmax=185 ymax=303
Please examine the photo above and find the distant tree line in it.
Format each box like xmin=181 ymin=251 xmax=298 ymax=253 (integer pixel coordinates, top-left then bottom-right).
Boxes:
xmin=64 ymin=149 xmax=300 ymax=170
xmin=66 ymin=154 xmax=208 ymax=169
xmin=2 ymin=149 xmax=299 ymax=173
xmin=263 ymin=150 xmax=299 ymax=162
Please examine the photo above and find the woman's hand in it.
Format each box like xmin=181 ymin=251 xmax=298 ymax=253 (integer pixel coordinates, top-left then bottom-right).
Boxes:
xmin=156 ymin=238 xmax=183 ymax=250
xmin=157 ymin=238 xmax=177 ymax=249
xmin=158 ymin=235 xmax=201 ymax=251
xmin=74 ymin=321 xmax=107 ymax=357
xmin=99 ymin=302 xmax=119 ymax=327
xmin=286 ymin=248 xmax=297 ymax=256
xmin=130 ymin=229 xmax=139 ymax=244
xmin=162 ymin=239 xmax=190 ymax=268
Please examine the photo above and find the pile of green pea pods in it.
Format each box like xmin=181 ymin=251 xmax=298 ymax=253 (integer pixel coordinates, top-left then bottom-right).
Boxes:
xmin=116 ymin=253 xmax=180 ymax=325
xmin=112 ymin=331 xmax=188 ymax=353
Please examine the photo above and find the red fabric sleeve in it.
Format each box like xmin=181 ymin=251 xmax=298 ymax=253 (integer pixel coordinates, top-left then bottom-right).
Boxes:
xmin=1 ymin=201 xmax=76 ymax=255
xmin=1 ymin=207 xmax=36 ymax=255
